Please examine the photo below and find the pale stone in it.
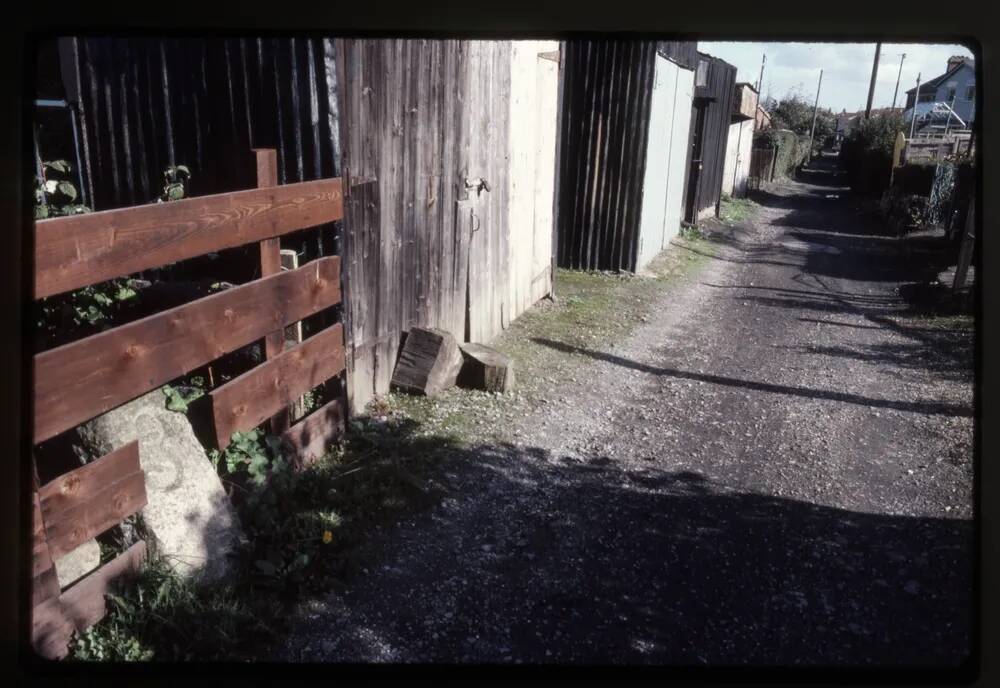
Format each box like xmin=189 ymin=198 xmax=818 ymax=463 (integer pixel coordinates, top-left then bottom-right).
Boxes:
xmin=78 ymin=390 xmax=242 ymax=583
xmin=53 ymin=539 xmax=101 ymax=588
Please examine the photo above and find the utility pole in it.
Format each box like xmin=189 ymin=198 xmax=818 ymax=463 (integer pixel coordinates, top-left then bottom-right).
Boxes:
xmin=865 ymin=42 xmax=882 ymax=118
xmin=909 ymin=72 xmax=922 ymax=138
xmin=757 ymin=53 xmax=766 ymax=94
xmin=807 ymin=69 xmax=824 ymax=162
xmin=891 ymin=53 xmax=906 ymax=109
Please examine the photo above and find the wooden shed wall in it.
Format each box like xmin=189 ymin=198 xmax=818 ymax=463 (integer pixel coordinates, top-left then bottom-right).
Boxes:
xmin=555 ymin=40 xmax=658 ymax=272
xmin=337 ymin=39 xmax=557 ymax=411
xmin=692 ymin=53 xmax=738 ymax=219
xmin=506 ymin=41 xmax=560 ymax=322
xmin=57 ymin=37 xmax=341 ymax=211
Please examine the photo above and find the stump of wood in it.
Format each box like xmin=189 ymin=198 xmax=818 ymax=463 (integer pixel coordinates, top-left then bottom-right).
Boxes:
xmin=391 ymin=327 xmax=463 ymax=397
xmin=457 ymin=343 xmax=514 ymax=393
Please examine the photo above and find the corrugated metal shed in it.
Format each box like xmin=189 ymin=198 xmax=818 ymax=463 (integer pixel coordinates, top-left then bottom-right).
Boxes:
xmin=555 ymin=39 xmax=698 ymax=273
xmin=555 ymin=39 xmax=657 ymax=272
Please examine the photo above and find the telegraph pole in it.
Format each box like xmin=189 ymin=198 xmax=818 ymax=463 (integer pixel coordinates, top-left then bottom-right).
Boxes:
xmin=757 ymin=53 xmax=766 ymax=94
xmin=807 ymin=69 xmax=824 ymax=162
xmin=865 ymin=42 xmax=882 ymax=118
xmin=891 ymin=53 xmax=906 ymax=109
xmin=909 ymin=72 xmax=922 ymax=138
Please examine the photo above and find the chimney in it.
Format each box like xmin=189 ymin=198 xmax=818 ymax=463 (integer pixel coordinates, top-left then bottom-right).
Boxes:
xmin=947 ymin=55 xmax=967 ymax=71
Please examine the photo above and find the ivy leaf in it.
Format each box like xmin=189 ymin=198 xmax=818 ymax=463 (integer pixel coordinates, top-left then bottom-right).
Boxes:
xmin=57 ymin=181 xmax=78 ymax=201
xmin=44 ymin=160 xmax=71 ymax=173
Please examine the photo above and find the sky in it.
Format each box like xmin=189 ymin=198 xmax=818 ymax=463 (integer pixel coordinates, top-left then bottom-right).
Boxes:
xmin=697 ymin=42 xmax=974 ymax=113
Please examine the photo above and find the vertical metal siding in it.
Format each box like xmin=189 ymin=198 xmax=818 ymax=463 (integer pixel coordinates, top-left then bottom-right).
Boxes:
xmin=61 ymin=36 xmax=342 ymax=212
xmin=556 ymin=39 xmax=661 ymax=272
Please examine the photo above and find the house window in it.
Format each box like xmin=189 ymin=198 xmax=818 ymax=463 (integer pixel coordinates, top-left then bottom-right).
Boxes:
xmin=947 ymin=87 xmax=957 ymax=102
xmin=966 ymin=84 xmax=975 ymax=100
xmin=919 ymin=93 xmax=934 ymax=103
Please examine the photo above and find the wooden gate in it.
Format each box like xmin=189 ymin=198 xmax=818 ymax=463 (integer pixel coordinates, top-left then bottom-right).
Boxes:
xmin=30 ymin=149 xmax=346 ymax=658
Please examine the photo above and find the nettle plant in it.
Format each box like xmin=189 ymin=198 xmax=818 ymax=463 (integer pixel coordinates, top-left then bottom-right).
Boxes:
xmin=158 ymin=165 xmax=191 ymax=202
xmin=34 ymin=159 xmax=90 ymax=219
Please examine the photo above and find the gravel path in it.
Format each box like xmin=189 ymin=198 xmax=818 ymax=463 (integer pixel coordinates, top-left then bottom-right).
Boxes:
xmin=283 ymin=156 xmax=974 ymax=667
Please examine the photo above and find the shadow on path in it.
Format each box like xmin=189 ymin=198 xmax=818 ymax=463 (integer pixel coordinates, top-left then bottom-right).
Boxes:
xmin=530 ymin=337 xmax=972 ymax=418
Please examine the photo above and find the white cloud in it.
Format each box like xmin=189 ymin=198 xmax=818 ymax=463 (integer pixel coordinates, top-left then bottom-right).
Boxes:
xmin=698 ymin=41 xmax=974 ymax=112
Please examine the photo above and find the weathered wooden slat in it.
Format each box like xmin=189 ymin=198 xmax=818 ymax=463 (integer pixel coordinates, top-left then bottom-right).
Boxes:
xmin=281 ymin=397 xmax=345 ymax=467
xmin=252 ymin=148 xmax=292 ymax=434
xmin=34 ymin=257 xmax=341 ymax=443
xmin=59 ymin=540 xmax=147 ymax=634
xmin=38 ymin=441 xmax=140 ymax=522
xmin=31 ymin=491 xmax=73 ymax=659
xmin=210 ymin=323 xmax=346 ymax=449
xmin=43 ymin=471 xmax=146 ymax=561
xmin=35 ymin=177 xmax=344 ymax=299
xmin=32 ymin=492 xmax=62 ymax=606
xmin=31 ymin=596 xmax=75 ymax=660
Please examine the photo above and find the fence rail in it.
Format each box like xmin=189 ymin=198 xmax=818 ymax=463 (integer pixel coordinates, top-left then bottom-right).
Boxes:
xmin=31 ymin=149 xmax=347 ymax=659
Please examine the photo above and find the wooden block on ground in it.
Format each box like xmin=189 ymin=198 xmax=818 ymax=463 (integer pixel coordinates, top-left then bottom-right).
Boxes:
xmin=457 ymin=343 xmax=515 ymax=393
xmin=390 ymin=328 xmax=463 ymax=397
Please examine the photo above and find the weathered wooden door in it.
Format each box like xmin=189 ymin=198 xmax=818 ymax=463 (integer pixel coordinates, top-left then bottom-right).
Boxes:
xmin=462 ymin=41 xmax=511 ymax=344
xmin=685 ymin=100 xmax=709 ymax=223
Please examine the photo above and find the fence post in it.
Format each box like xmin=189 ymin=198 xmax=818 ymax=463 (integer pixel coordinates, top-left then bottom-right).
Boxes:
xmin=953 ymin=195 xmax=975 ymax=292
xmin=253 ymin=148 xmax=292 ymax=434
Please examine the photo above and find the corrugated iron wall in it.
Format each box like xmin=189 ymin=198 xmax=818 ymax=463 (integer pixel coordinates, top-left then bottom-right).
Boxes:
xmin=556 ymin=40 xmax=657 ymax=272
xmin=59 ymin=36 xmax=341 ymax=211
xmin=691 ymin=53 xmax=737 ymax=218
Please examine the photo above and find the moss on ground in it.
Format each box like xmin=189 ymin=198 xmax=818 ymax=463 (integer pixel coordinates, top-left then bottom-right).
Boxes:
xmin=719 ymin=195 xmax=760 ymax=225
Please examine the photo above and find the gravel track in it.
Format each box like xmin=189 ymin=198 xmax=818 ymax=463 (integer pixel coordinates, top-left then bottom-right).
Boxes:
xmin=283 ymin=156 xmax=974 ymax=667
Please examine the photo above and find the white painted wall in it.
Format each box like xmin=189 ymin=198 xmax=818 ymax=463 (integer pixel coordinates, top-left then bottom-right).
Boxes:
xmin=635 ymin=56 xmax=694 ymax=272
xmin=506 ymin=41 xmax=560 ymax=325
xmin=722 ymin=118 xmax=755 ymax=198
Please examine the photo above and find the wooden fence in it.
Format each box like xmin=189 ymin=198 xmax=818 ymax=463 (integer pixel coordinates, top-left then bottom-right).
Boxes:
xmin=30 ymin=149 xmax=346 ymax=658
xmin=747 ymin=147 xmax=776 ymax=190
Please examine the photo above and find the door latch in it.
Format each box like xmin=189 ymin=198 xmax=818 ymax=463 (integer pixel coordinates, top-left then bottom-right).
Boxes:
xmin=465 ymin=177 xmax=491 ymax=196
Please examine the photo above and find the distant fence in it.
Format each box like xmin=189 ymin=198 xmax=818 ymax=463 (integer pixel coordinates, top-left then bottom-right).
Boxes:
xmin=903 ymin=133 xmax=973 ymax=165
xmin=747 ymin=147 xmax=776 ymax=190
xmin=31 ymin=149 xmax=347 ymax=658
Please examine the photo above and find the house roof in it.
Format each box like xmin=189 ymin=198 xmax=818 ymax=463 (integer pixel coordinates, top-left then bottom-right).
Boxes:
xmin=906 ymin=58 xmax=974 ymax=95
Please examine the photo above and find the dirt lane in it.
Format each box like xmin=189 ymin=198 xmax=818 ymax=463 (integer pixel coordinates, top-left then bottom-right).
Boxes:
xmin=284 ymin=156 xmax=974 ymax=667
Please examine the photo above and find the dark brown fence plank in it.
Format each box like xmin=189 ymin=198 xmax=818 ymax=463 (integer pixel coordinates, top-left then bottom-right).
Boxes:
xmin=253 ymin=148 xmax=292 ymax=434
xmin=281 ymin=397 xmax=345 ymax=467
xmin=31 ymin=596 xmax=75 ymax=660
xmin=32 ymin=493 xmax=62 ymax=607
xmin=210 ymin=323 xmax=346 ymax=449
xmin=38 ymin=441 xmax=140 ymax=522
xmin=35 ymin=177 xmax=343 ymax=299
xmin=59 ymin=540 xmax=147 ymax=634
xmin=34 ymin=256 xmax=342 ymax=443
xmin=43 ymin=471 xmax=146 ymax=561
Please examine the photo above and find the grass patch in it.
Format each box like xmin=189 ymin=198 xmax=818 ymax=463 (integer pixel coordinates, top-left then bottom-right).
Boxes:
xmin=719 ymin=194 xmax=759 ymax=224
xmin=70 ymin=414 xmax=462 ymax=662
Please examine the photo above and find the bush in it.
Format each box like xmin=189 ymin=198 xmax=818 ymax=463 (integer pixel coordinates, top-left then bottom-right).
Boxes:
xmin=839 ymin=111 xmax=905 ymax=194
xmin=756 ymin=129 xmax=811 ymax=180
